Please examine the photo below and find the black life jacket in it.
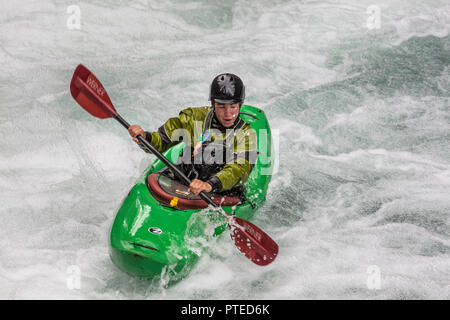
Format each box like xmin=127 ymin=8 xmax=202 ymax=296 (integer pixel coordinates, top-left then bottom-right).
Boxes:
xmin=177 ymin=110 xmax=246 ymax=182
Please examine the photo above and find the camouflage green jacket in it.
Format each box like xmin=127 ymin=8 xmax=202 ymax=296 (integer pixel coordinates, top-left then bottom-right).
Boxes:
xmin=139 ymin=106 xmax=257 ymax=192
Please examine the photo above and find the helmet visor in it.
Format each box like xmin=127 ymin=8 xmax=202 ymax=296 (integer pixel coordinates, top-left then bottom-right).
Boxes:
xmin=212 ymin=98 xmax=242 ymax=104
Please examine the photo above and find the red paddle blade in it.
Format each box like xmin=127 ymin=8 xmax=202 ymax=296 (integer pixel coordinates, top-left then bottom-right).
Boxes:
xmin=70 ymin=64 xmax=117 ymax=118
xmin=230 ymin=217 xmax=278 ymax=266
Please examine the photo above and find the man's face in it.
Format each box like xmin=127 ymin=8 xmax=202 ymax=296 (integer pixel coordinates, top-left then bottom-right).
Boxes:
xmin=213 ymin=103 xmax=240 ymax=127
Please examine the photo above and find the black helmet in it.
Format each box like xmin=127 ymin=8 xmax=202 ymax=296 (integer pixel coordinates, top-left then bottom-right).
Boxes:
xmin=209 ymin=73 xmax=245 ymax=104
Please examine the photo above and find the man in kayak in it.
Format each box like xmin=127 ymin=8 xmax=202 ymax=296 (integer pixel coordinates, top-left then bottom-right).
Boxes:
xmin=128 ymin=73 xmax=257 ymax=197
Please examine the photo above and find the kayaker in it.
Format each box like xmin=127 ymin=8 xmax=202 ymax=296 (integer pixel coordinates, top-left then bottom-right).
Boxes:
xmin=128 ymin=73 xmax=257 ymax=196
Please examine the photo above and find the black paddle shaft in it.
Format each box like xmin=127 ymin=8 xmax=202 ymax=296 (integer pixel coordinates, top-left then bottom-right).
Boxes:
xmin=114 ymin=114 xmax=218 ymax=208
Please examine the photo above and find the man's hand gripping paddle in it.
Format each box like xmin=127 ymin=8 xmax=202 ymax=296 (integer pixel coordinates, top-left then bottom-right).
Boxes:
xmin=70 ymin=64 xmax=278 ymax=266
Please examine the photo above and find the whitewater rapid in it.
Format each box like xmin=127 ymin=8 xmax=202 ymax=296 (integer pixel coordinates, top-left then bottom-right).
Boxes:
xmin=0 ymin=0 xmax=449 ymax=299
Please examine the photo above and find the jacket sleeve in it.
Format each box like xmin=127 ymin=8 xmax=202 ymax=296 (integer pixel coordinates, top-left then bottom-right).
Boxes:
xmin=138 ymin=108 xmax=194 ymax=154
xmin=209 ymin=126 xmax=258 ymax=192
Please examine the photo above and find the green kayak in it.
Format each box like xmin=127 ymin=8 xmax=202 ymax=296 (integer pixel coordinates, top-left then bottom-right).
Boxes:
xmin=109 ymin=105 xmax=274 ymax=281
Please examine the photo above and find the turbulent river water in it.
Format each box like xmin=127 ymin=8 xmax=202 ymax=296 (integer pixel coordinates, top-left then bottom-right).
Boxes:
xmin=1 ymin=0 xmax=449 ymax=299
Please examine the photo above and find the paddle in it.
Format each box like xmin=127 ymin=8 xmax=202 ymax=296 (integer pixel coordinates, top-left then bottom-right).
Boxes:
xmin=69 ymin=64 xmax=278 ymax=266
